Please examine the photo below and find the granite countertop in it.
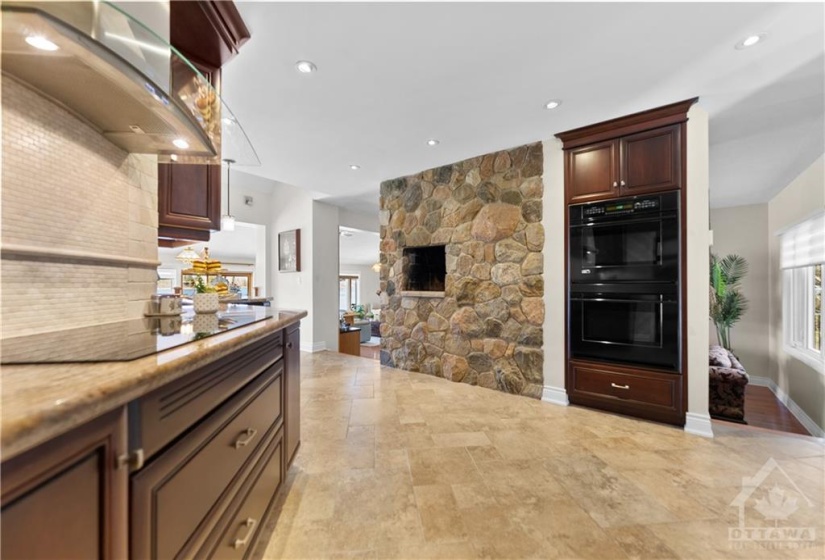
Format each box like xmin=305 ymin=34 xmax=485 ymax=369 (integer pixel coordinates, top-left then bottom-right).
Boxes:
xmin=0 ymin=308 xmax=307 ymax=460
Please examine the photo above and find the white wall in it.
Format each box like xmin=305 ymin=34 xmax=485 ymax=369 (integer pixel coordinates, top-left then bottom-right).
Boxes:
xmin=225 ymin=172 xmax=274 ymax=297
xmin=541 ymin=138 xmax=568 ymax=404
xmin=709 ymin=204 xmax=770 ymax=376
xmin=270 ymin=182 xmax=315 ymax=350
xmin=768 ymin=154 xmax=825 ymax=431
xmin=685 ymin=105 xmax=712 ymax=436
xmin=339 ymin=208 xmax=379 ymax=232
xmin=312 ymin=201 xmax=341 ymax=352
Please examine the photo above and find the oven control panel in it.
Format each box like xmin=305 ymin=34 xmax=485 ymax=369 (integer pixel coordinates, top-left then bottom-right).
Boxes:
xmin=581 ymin=197 xmax=660 ymax=218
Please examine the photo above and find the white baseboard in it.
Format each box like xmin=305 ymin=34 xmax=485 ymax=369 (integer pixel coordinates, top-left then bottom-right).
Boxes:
xmin=684 ymin=412 xmax=715 ymax=438
xmin=300 ymin=341 xmax=327 ymax=353
xmin=541 ymin=385 xmax=569 ymax=406
xmin=748 ymin=376 xmax=825 ymax=438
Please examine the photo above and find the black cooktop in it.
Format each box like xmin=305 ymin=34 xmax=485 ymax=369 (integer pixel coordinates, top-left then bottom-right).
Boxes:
xmin=1 ymin=305 xmax=275 ymax=364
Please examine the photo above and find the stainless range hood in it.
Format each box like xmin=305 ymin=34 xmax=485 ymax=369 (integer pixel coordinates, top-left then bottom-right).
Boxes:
xmin=2 ymin=2 xmax=259 ymax=164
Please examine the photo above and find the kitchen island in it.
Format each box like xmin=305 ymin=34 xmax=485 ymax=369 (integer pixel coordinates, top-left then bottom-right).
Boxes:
xmin=0 ymin=306 xmax=306 ymax=559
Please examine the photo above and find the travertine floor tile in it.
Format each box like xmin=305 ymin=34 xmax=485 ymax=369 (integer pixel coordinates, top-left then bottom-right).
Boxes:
xmin=259 ymin=351 xmax=825 ymax=559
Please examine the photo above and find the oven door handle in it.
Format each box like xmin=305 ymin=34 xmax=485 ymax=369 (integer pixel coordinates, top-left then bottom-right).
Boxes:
xmin=570 ymin=214 xmax=676 ymax=228
xmin=570 ymin=297 xmax=661 ymax=304
xmin=570 ymin=295 xmax=677 ymax=304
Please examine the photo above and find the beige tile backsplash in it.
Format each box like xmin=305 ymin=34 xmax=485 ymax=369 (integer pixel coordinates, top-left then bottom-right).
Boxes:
xmin=1 ymin=77 xmax=159 ymax=337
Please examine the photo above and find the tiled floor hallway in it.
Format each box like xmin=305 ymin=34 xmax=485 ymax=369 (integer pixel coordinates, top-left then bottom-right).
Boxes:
xmin=258 ymin=352 xmax=824 ymax=559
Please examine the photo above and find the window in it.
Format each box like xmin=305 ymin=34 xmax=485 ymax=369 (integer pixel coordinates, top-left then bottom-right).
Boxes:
xmin=781 ymin=212 xmax=824 ymax=372
xmin=339 ymin=275 xmax=359 ymax=311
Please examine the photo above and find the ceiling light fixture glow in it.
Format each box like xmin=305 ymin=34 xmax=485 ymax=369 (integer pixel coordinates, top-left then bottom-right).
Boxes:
xmin=25 ymin=35 xmax=59 ymax=51
xmin=295 ymin=60 xmax=317 ymax=74
xmin=172 ymin=138 xmax=190 ymax=149
xmin=350 ymin=164 xmax=360 ymax=170
xmin=427 ymin=139 xmax=439 ymax=146
xmin=544 ymin=100 xmax=562 ymax=110
xmin=735 ymin=33 xmax=766 ymax=49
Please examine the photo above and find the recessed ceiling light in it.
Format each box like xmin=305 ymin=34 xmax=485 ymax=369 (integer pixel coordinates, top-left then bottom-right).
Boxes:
xmin=25 ymin=35 xmax=59 ymax=51
xmin=427 ymin=139 xmax=439 ymax=146
xmin=172 ymin=138 xmax=190 ymax=149
xmin=295 ymin=60 xmax=317 ymax=74
xmin=544 ymin=99 xmax=562 ymax=110
xmin=349 ymin=164 xmax=360 ymax=170
xmin=735 ymin=33 xmax=766 ymax=49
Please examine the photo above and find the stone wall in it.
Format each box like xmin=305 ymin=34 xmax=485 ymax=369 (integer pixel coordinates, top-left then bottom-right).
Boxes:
xmin=378 ymin=142 xmax=544 ymax=398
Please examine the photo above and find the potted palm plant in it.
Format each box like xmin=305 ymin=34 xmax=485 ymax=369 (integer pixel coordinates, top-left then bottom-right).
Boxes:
xmin=709 ymin=253 xmax=749 ymax=350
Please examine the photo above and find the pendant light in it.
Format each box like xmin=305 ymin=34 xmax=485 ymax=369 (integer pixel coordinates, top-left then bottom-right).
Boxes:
xmin=175 ymin=246 xmax=200 ymax=265
xmin=221 ymin=158 xmax=236 ymax=231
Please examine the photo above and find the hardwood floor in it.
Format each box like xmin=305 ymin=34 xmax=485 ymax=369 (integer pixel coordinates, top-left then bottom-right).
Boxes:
xmin=359 ymin=340 xmax=380 ymax=360
xmin=742 ymin=384 xmax=811 ymax=436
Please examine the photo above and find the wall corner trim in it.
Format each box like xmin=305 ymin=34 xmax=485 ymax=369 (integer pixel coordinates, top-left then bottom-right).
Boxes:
xmin=301 ymin=341 xmax=327 ymax=353
xmin=542 ymin=385 xmax=569 ymax=406
xmin=684 ymin=412 xmax=715 ymax=438
xmin=749 ymin=377 xmax=825 ymax=438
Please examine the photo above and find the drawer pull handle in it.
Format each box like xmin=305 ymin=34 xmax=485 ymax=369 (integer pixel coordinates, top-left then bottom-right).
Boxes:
xmin=611 ymin=383 xmax=630 ymax=390
xmin=287 ymin=341 xmax=294 ymax=349
xmin=232 ymin=517 xmax=258 ymax=550
xmin=234 ymin=428 xmax=258 ymax=449
xmin=116 ymin=448 xmax=144 ymax=471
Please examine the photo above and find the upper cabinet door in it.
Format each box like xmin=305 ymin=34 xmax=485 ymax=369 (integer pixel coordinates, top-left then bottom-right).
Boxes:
xmin=566 ymin=140 xmax=618 ymax=204
xmin=619 ymin=124 xmax=681 ymax=196
xmin=158 ymin=163 xmax=222 ymax=232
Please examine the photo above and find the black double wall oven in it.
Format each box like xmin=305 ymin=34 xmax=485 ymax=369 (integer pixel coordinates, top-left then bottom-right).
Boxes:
xmin=569 ymin=191 xmax=681 ymax=372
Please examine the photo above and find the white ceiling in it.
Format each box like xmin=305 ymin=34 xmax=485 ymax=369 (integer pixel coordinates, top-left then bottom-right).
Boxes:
xmin=223 ymin=2 xmax=824 ymax=210
xmin=339 ymin=227 xmax=380 ymax=266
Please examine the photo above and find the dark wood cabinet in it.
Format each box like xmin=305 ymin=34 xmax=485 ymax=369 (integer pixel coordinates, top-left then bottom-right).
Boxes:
xmin=566 ymin=140 xmax=617 ymax=204
xmin=619 ymin=124 xmax=681 ymax=196
xmin=130 ymin=325 xmax=295 ymax=560
xmin=1 ymin=319 xmax=300 ymax=560
xmin=557 ymin=99 xmax=697 ymax=426
xmin=158 ymin=162 xmax=222 ymax=234
xmin=285 ymin=323 xmax=301 ymax=466
xmin=558 ymin=99 xmax=695 ymax=204
xmin=131 ymin=362 xmax=283 ymax=559
xmin=159 ymin=0 xmax=251 ymax=245
xmin=568 ymin=359 xmax=684 ymax=425
xmin=1 ymin=409 xmax=128 ymax=560
xmin=564 ymin=124 xmax=682 ymax=203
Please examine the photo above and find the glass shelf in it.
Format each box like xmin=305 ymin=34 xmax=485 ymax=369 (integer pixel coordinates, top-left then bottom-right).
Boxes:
xmin=1 ymin=1 xmax=259 ymax=166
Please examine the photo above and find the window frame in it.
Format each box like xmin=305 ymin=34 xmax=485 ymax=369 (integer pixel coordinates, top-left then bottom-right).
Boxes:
xmin=339 ymin=274 xmax=360 ymax=312
xmin=783 ymin=264 xmax=824 ymax=373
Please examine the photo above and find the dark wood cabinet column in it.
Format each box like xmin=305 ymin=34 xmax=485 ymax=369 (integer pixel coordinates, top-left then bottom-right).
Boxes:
xmin=158 ymin=1 xmax=251 ymax=245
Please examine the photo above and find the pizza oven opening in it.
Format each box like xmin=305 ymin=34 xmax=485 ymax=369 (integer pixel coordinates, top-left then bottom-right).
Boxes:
xmin=403 ymin=245 xmax=446 ymax=292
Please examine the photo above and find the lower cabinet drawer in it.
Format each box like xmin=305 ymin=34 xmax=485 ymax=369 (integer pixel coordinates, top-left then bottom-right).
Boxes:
xmin=131 ymin=362 xmax=283 ymax=559
xmin=200 ymin=427 xmax=285 ymax=559
xmin=568 ymin=360 xmax=684 ymax=425
xmin=572 ymin=364 xmax=676 ymax=407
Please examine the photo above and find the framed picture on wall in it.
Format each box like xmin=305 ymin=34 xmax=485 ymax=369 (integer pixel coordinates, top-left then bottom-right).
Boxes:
xmin=278 ymin=229 xmax=301 ymax=272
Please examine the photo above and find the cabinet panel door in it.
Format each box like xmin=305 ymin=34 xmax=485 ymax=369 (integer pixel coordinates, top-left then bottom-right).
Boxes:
xmin=285 ymin=324 xmax=301 ymax=466
xmin=158 ymin=163 xmax=222 ymax=231
xmin=619 ymin=124 xmax=681 ymax=195
xmin=1 ymin=409 xmax=128 ymax=560
xmin=566 ymin=140 xmax=617 ymax=203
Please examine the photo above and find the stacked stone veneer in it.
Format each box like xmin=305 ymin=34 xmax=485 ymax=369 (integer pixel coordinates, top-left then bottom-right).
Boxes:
xmin=379 ymin=142 xmax=544 ymax=398
xmin=1 ymin=76 xmax=159 ymax=336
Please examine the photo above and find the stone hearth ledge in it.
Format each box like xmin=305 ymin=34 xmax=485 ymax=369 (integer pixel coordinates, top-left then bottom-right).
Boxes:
xmin=0 ymin=308 xmax=307 ymax=460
